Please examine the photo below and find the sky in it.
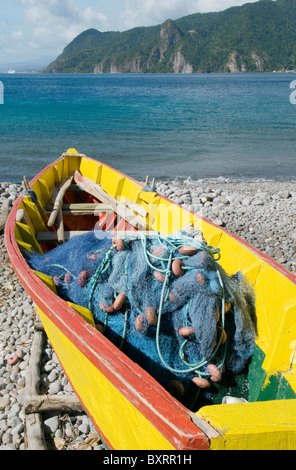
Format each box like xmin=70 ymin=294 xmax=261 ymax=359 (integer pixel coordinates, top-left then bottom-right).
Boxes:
xmin=0 ymin=0 xmax=263 ymax=65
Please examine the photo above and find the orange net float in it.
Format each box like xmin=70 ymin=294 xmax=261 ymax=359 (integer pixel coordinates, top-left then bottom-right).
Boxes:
xmin=166 ymin=380 xmax=185 ymax=397
xmin=153 ymin=271 xmax=166 ymax=283
xmin=192 ymin=376 xmax=211 ymax=389
xmin=172 ymin=259 xmax=185 ymax=277
xmin=112 ymin=236 xmax=125 ymax=251
xmin=64 ymin=272 xmax=73 ymax=285
xmin=206 ymin=364 xmax=222 ymax=383
xmin=78 ymin=270 xmax=91 ymax=287
xmin=112 ymin=293 xmax=126 ymax=310
xmin=99 ymin=302 xmax=115 ymax=313
xmin=178 ymin=326 xmax=195 ymax=338
xmin=145 ymin=306 xmax=158 ymax=326
xmin=152 ymin=247 xmax=165 ymax=257
xmin=216 ymin=325 xmax=227 ymax=345
xmin=178 ymin=245 xmax=198 ymax=256
xmin=135 ymin=314 xmax=148 ymax=332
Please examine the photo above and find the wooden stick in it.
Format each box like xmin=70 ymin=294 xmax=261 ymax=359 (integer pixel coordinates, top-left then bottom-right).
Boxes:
xmin=24 ymin=395 xmax=84 ymax=415
xmin=47 ymin=175 xmax=73 ymax=227
xmin=73 ymin=171 xmax=147 ymax=230
xmin=25 ymin=330 xmax=48 ymax=450
xmin=56 ymin=207 xmax=65 ymax=244
xmin=23 ymin=175 xmax=30 ymax=190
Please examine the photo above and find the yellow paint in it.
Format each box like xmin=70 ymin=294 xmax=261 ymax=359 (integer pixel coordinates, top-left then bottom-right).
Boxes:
xmin=79 ymin=158 xmax=101 ymax=183
xmin=15 ymin=222 xmax=43 ymax=254
xmin=67 ymin=154 xmax=81 ymax=174
xmin=260 ymin=301 xmax=296 ymax=387
xmin=242 ymin=260 xmax=263 ymax=287
xmin=197 ymin=400 xmax=296 ymax=450
xmin=31 ymin=179 xmax=49 ymax=207
xmin=101 ymin=165 xmax=122 ymax=199
xmin=22 ymin=197 xmax=48 ymax=233
xmin=289 ymin=340 xmax=296 ymax=366
xmin=254 ymin=263 xmax=296 ymax=365
xmin=67 ymin=302 xmax=96 ymax=328
xmin=16 ymin=240 xmax=33 ymax=252
xmin=151 ymin=199 xmax=194 ymax=235
xmin=33 ymin=270 xmax=57 ymax=294
xmin=282 ymin=370 xmax=296 ymax=394
xmin=53 ymin=161 xmax=64 ymax=186
xmin=36 ymin=307 xmax=175 ymax=450
xmin=42 ymin=166 xmax=56 ymax=198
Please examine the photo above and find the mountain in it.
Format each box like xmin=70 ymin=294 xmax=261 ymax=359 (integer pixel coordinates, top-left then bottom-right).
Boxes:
xmin=44 ymin=0 xmax=296 ymax=74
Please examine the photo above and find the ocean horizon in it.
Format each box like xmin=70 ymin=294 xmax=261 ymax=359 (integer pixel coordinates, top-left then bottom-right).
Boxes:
xmin=0 ymin=72 xmax=296 ymax=184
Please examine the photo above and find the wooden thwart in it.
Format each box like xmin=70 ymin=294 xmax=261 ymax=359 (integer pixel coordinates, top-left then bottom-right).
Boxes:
xmin=36 ymin=230 xmax=148 ymax=242
xmin=45 ymin=202 xmax=113 ymax=215
xmin=73 ymin=171 xmax=147 ymax=230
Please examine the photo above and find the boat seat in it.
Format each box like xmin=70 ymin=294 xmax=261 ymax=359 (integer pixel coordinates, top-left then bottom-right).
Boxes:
xmin=44 ymin=202 xmax=113 ymax=215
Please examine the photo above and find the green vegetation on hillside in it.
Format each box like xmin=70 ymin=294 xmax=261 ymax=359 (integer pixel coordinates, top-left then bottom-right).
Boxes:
xmin=44 ymin=0 xmax=296 ymax=73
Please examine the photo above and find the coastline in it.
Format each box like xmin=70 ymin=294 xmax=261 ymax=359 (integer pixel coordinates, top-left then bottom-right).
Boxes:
xmin=1 ymin=178 xmax=296 ymax=450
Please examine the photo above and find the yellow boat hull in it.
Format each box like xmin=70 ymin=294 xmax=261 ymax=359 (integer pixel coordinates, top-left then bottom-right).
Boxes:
xmin=5 ymin=149 xmax=296 ymax=450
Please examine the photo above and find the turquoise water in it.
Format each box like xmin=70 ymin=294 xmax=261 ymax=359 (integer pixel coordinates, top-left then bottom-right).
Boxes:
xmin=0 ymin=73 xmax=296 ymax=183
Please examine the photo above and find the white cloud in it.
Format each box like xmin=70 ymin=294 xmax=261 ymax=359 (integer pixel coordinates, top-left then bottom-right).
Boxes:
xmin=194 ymin=0 xmax=259 ymax=13
xmin=0 ymin=0 xmax=267 ymax=64
xmin=11 ymin=0 xmax=108 ymax=60
xmin=119 ymin=0 xmax=261 ymax=29
xmin=119 ymin=0 xmax=195 ymax=29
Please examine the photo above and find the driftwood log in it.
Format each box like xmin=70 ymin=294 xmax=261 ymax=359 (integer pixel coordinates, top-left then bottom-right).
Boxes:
xmin=24 ymin=322 xmax=86 ymax=450
xmin=24 ymin=329 xmax=48 ymax=450
xmin=0 ymin=199 xmax=12 ymax=233
xmin=24 ymin=395 xmax=84 ymax=415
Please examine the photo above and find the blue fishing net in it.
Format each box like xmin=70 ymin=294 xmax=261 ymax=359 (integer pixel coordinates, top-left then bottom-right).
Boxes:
xmin=25 ymin=228 xmax=256 ymax=401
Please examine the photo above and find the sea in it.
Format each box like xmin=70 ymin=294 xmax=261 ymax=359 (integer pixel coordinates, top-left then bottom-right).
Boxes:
xmin=0 ymin=72 xmax=296 ymax=184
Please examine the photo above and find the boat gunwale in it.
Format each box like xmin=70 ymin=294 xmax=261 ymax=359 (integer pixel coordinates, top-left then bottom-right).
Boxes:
xmin=4 ymin=157 xmax=212 ymax=450
xmin=5 ymin=153 xmax=296 ymax=449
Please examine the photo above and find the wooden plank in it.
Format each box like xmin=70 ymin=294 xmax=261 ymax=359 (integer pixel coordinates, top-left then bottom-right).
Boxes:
xmin=73 ymin=171 xmax=147 ymax=230
xmin=36 ymin=230 xmax=147 ymax=242
xmin=37 ymin=230 xmax=88 ymax=242
xmin=45 ymin=202 xmax=113 ymax=215
xmin=24 ymin=395 xmax=84 ymax=414
xmin=47 ymin=175 xmax=73 ymax=227
xmin=122 ymin=198 xmax=147 ymax=218
xmin=24 ymin=329 xmax=47 ymax=450
xmin=56 ymin=207 xmax=65 ymax=244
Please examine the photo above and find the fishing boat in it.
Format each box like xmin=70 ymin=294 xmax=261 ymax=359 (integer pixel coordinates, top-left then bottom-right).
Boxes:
xmin=4 ymin=148 xmax=296 ymax=451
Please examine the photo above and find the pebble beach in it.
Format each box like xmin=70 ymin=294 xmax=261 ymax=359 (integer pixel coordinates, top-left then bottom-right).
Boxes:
xmin=1 ymin=178 xmax=296 ymax=450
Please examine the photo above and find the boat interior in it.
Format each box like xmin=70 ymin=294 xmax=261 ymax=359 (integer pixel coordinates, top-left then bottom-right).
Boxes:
xmin=10 ymin=150 xmax=296 ymax=413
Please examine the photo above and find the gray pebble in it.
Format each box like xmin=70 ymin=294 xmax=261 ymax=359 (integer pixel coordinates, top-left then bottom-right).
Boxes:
xmin=44 ymin=416 xmax=60 ymax=434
